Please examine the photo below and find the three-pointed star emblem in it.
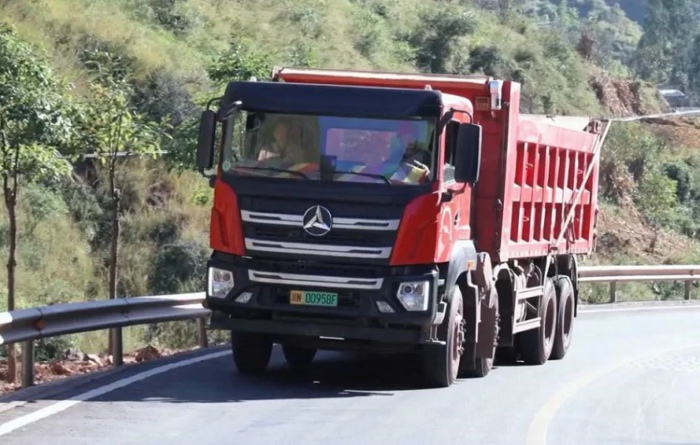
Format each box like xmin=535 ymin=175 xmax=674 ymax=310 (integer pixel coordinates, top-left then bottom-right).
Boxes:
xmin=302 ymin=205 xmax=333 ymax=236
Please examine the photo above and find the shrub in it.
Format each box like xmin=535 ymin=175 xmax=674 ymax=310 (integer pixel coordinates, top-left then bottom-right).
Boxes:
xmin=148 ymin=241 xmax=208 ymax=295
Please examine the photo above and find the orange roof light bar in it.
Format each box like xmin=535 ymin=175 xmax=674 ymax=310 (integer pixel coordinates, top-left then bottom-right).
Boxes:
xmin=271 ymin=66 xmax=493 ymax=93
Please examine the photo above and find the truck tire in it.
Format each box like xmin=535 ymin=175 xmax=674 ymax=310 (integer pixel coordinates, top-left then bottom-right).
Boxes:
xmin=519 ymin=278 xmax=557 ymax=365
xmin=282 ymin=345 xmax=317 ymax=367
xmin=550 ymin=276 xmax=575 ymax=360
xmin=231 ymin=332 xmax=272 ymax=375
xmin=422 ymin=287 xmax=463 ymax=388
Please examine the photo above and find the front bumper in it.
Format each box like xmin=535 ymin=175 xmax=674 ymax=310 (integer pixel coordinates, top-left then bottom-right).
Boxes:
xmin=205 ymin=254 xmax=444 ymax=345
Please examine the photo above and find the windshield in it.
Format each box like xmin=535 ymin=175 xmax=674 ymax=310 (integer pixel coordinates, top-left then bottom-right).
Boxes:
xmin=219 ymin=111 xmax=436 ymax=185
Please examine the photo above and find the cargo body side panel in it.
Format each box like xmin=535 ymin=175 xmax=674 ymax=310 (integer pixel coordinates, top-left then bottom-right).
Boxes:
xmin=502 ymin=116 xmax=599 ymax=260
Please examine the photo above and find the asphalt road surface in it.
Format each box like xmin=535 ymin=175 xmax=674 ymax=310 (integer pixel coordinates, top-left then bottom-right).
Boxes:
xmin=1 ymin=304 xmax=699 ymax=445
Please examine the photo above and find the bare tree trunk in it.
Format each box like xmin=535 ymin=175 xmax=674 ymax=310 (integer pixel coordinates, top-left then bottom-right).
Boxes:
xmin=108 ymin=165 xmax=120 ymax=301
xmin=2 ymin=150 xmax=18 ymax=384
xmin=107 ymin=160 xmax=121 ymax=353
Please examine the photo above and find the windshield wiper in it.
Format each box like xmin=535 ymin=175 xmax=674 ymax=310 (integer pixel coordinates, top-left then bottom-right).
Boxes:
xmin=233 ymin=165 xmax=310 ymax=180
xmin=328 ymin=169 xmax=391 ymax=185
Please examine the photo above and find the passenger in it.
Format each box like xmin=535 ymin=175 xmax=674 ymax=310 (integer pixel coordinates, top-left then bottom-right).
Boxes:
xmin=257 ymin=120 xmax=305 ymax=163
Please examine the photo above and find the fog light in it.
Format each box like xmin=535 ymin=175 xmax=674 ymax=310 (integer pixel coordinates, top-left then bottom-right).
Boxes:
xmin=208 ymin=267 xmax=234 ymax=298
xmin=376 ymin=301 xmax=395 ymax=313
xmin=235 ymin=292 xmax=253 ymax=304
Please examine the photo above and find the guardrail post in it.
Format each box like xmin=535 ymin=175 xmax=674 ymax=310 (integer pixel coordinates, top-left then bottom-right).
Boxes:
xmin=685 ymin=280 xmax=692 ymax=300
xmin=22 ymin=340 xmax=34 ymax=388
xmin=609 ymin=281 xmax=617 ymax=303
xmin=197 ymin=318 xmax=208 ymax=348
xmin=111 ymin=327 xmax=123 ymax=366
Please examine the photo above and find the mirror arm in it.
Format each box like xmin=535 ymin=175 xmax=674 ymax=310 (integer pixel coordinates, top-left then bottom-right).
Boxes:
xmin=441 ymin=182 xmax=468 ymax=203
xmin=217 ymin=100 xmax=242 ymax=121
xmin=438 ymin=108 xmax=474 ymax=132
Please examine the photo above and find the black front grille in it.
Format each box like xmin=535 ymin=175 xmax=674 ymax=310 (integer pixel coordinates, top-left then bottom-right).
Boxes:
xmin=246 ymin=224 xmax=389 ymax=247
xmin=237 ymin=196 xmax=404 ymax=264
xmin=250 ymin=258 xmax=386 ymax=278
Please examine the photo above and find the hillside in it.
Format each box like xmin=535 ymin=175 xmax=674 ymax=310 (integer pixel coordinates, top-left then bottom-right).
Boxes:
xmin=0 ymin=0 xmax=699 ymax=358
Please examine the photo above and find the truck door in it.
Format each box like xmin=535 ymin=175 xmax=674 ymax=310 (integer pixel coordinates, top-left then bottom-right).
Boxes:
xmin=441 ymin=118 xmax=473 ymax=242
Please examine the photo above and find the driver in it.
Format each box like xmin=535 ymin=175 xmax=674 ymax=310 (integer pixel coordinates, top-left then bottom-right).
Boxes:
xmin=394 ymin=122 xmax=431 ymax=170
xmin=257 ymin=120 xmax=305 ymax=163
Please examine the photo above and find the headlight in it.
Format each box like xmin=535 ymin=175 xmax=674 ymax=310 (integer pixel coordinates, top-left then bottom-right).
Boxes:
xmin=396 ymin=281 xmax=429 ymax=311
xmin=208 ymin=267 xmax=234 ymax=298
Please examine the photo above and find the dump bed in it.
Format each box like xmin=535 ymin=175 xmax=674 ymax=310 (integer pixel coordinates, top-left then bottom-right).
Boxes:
xmin=272 ymin=68 xmax=606 ymax=263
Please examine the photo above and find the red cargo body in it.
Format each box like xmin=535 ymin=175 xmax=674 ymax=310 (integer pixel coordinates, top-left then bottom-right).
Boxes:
xmin=272 ymin=68 xmax=603 ymax=263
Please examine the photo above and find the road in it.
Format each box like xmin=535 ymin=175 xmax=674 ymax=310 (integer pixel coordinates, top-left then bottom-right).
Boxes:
xmin=0 ymin=305 xmax=699 ymax=445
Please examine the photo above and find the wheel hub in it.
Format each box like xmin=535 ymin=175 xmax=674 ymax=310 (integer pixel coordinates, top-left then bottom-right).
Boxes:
xmin=457 ymin=318 xmax=466 ymax=355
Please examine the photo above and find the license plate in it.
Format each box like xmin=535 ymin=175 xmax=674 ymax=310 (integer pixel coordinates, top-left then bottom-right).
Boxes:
xmin=290 ymin=290 xmax=338 ymax=307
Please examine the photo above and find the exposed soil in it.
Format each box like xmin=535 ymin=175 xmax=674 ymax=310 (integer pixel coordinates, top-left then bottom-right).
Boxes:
xmin=641 ymin=117 xmax=700 ymax=151
xmin=588 ymin=202 xmax=699 ymax=266
xmin=590 ymin=68 xmax=669 ymax=117
xmin=0 ymin=345 xmax=194 ymax=397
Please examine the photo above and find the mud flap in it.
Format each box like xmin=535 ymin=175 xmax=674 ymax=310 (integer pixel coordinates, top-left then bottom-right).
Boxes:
xmin=460 ymin=278 xmax=479 ymax=371
xmin=208 ymin=309 xmax=230 ymax=330
xmin=473 ymin=252 xmax=498 ymax=359
xmin=460 ymin=252 xmax=496 ymax=368
xmin=475 ymin=286 xmax=498 ymax=359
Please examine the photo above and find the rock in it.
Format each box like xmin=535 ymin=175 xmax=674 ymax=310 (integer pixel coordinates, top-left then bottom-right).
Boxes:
xmin=82 ymin=353 xmax=104 ymax=367
xmin=135 ymin=345 xmax=161 ymax=362
xmin=62 ymin=348 xmax=83 ymax=361
xmin=49 ymin=361 xmax=73 ymax=376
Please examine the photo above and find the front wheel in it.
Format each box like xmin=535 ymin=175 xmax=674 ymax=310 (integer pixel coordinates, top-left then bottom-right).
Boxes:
xmin=422 ymin=287 xmax=464 ymax=388
xmin=231 ymin=332 xmax=272 ymax=375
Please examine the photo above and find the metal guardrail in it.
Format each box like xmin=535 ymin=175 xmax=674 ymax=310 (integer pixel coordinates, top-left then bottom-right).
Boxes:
xmin=0 ymin=293 xmax=209 ymax=389
xmin=0 ymin=265 xmax=698 ymax=389
xmin=578 ymin=265 xmax=700 ymax=303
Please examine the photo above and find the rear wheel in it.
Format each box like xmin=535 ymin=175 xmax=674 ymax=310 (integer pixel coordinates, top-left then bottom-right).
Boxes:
xmin=422 ymin=287 xmax=463 ymax=388
xmin=519 ymin=278 xmax=557 ymax=365
xmin=550 ymin=276 xmax=575 ymax=360
xmin=282 ymin=344 xmax=317 ymax=366
xmin=231 ymin=332 xmax=272 ymax=375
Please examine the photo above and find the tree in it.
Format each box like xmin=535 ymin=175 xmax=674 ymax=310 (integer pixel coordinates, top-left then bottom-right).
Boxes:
xmin=403 ymin=7 xmax=476 ymax=73
xmin=690 ymin=35 xmax=700 ymax=99
xmin=0 ymin=26 xmax=76 ymax=383
xmin=75 ymin=71 xmax=170 ymax=353
xmin=632 ymin=0 xmax=698 ymax=90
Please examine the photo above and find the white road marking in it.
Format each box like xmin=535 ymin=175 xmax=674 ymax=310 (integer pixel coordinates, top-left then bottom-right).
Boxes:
xmin=524 ymin=342 xmax=700 ymax=445
xmin=0 ymin=350 xmax=230 ymax=437
xmin=579 ymin=303 xmax=700 ymax=314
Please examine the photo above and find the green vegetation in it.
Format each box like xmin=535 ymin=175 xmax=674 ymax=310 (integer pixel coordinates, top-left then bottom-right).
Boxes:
xmin=1 ymin=0 xmax=700 ymax=366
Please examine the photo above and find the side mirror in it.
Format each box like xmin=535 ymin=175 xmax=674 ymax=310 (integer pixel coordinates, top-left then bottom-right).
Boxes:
xmin=197 ymin=100 xmax=242 ymax=175
xmin=197 ymin=109 xmax=217 ymax=173
xmin=454 ymin=123 xmax=482 ymax=184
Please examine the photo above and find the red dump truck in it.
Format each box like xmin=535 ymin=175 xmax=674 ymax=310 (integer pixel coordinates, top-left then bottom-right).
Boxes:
xmin=196 ymin=67 xmax=609 ymax=387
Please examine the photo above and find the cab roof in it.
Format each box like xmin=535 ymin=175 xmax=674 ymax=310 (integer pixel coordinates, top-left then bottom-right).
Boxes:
xmin=221 ymin=80 xmax=444 ymax=118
